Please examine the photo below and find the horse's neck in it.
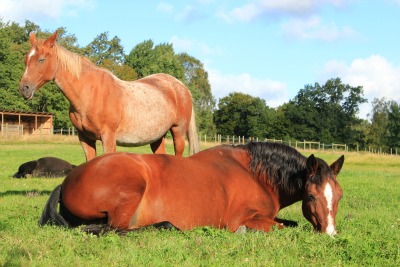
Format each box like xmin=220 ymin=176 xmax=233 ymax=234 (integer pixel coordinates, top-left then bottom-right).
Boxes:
xmin=274 ymin=168 xmax=306 ymax=210
xmin=277 ymin=187 xmax=304 ymax=209
xmin=53 ymin=57 xmax=97 ymax=107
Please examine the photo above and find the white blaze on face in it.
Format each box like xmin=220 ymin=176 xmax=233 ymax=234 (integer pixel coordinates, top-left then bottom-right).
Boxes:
xmin=324 ymin=182 xmax=336 ymax=236
xmin=23 ymin=48 xmax=36 ymax=76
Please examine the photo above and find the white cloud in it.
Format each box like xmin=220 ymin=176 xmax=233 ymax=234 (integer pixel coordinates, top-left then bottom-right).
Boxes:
xmin=319 ymin=55 xmax=400 ymax=119
xmin=281 ymin=16 xmax=356 ymax=41
xmin=0 ymin=0 xmax=94 ymax=23
xmin=222 ymin=0 xmax=346 ymax=22
xmin=175 ymin=5 xmax=205 ymax=22
xmin=208 ymin=69 xmax=289 ymax=107
xmin=170 ymin=35 xmax=223 ymax=57
xmin=156 ymin=2 xmax=174 ymax=14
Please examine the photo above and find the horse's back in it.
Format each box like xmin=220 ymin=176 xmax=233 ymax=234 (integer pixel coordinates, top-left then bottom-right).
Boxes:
xmin=115 ymin=74 xmax=192 ymax=146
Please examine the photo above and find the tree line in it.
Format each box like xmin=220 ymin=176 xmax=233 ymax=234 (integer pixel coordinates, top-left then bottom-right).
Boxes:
xmin=0 ymin=20 xmax=399 ymax=152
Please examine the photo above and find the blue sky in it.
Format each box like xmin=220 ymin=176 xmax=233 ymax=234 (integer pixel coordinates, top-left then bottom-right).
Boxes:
xmin=2 ymin=0 xmax=400 ymax=119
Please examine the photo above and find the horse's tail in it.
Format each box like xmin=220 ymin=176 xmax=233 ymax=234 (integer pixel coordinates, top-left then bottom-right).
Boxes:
xmin=39 ymin=184 xmax=69 ymax=227
xmin=187 ymin=106 xmax=200 ymax=155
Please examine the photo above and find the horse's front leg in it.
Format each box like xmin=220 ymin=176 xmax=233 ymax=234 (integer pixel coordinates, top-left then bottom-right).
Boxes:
xmin=150 ymin=137 xmax=167 ymax=154
xmin=78 ymin=132 xmax=97 ymax=161
xmin=101 ymin=132 xmax=117 ymax=154
xmin=240 ymin=217 xmax=284 ymax=233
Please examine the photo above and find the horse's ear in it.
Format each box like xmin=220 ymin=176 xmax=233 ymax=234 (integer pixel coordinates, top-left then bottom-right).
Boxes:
xmin=306 ymin=154 xmax=318 ymax=178
xmin=29 ymin=32 xmax=36 ymax=45
xmin=330 ymin=155 xmax=344 ymax=176
xmin=44 ymin=31 xmax=58 ymax=48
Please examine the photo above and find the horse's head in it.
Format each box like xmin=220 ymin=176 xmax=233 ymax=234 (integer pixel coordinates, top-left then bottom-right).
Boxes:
xmin=301 ymin=154 xmax=344 ymax=236
xmin=19 ymin=31 xmax=58 ymax=100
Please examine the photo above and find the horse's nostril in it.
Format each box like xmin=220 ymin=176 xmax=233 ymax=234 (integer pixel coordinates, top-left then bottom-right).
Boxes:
xmin=23 ymin=86 xmax=30 ymax=93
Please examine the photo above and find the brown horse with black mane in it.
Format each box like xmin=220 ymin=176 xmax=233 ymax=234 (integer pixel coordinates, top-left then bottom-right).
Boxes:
xmin=40 ymin=142 xmax=344 ymax=236
xmin=19 ymin=32 xmax=199 ymax=161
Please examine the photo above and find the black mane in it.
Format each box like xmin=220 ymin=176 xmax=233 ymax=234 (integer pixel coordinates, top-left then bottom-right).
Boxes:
xmin=237 ymin=142 xmax=321 ymax=194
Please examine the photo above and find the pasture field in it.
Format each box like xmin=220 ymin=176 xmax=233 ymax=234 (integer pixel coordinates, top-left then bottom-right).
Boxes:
xmin=0 ymin=139 xmax=399 ymax=266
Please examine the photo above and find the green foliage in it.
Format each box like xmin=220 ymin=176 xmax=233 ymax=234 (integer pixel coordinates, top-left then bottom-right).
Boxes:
xmin=215 ymin=92 xmax=275 ymax=138
xmin=283 ymin=78 xmax=367 ymax=146
xmin=0 ymin=142 xmax=399 ymax=266
xmin=369 ymin=98 xmax=400 ymax=150
xmin=125 ymin=39 xmax=184 ymax=80
xmin=178 ymin=52 xmax=216 ymax=136
xmin=83 ymin=31 xmax=125 ymax=65
xmin=387 ymin=101 xmax=400 ymax=149
xmin=0 ymin=21 xmax=30 ymax=111
xmin=99 ymin=58 xmax=138 ymax=81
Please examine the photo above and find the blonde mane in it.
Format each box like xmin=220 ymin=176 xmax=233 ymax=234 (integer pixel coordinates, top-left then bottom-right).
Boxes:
xmin=54 ymin=44 xmax=83 ymax=79
xmin=54 ymin=43 xmax=121 ymax=82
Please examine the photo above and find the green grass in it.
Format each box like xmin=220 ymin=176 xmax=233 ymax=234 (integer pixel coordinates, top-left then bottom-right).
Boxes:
xmin=0 ymin=139 xmax=399 ymax=266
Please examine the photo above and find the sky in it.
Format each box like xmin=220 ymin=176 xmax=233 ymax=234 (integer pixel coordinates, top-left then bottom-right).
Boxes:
xmin=1 ymin=0 xmax=400 ymax=120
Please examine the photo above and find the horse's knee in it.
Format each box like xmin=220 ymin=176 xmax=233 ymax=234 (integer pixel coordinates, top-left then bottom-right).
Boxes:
xmin=243 ymin=218 xmax=282 ymax=233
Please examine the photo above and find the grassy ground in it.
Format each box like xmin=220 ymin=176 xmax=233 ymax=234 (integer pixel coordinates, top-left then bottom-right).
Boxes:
xmin=0 ymin=138 xmax=399 ymax=266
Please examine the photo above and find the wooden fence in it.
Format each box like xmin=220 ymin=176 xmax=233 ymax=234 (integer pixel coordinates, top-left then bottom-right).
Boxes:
xmin=201 ymin=134 xmax=398 ymax=155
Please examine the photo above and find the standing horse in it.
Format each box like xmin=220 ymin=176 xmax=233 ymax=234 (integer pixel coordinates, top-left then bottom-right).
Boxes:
xmin=19 ymin=32 xmax=199 ymax=161
xmin=40 ymin=142 xmax=344 ymax=236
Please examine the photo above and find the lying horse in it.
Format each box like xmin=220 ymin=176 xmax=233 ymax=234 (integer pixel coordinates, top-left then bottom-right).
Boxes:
xmin=39 ymin=142 xmax=344 ymax=236
xmin=13 ymin=157 xmax=76 ymax=178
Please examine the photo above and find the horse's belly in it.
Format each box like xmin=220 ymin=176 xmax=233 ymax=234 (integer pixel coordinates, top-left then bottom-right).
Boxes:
xmin=116 ymin=112 xmax=174 ymax=146
xmin=116 ymin=132 xmax=165 ymax=147
xmin=130 ymin=186 xmax=229 ymax=230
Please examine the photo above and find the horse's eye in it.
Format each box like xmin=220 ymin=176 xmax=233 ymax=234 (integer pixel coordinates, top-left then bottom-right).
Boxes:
xmin=38 ymin=58 xmax=45 ymax=63
xmin=308 ymin=194 xmax=316 ymax=201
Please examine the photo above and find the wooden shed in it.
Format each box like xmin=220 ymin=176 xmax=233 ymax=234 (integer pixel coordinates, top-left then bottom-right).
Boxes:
xmin=0 ymin=110 xmax=53 ymax=136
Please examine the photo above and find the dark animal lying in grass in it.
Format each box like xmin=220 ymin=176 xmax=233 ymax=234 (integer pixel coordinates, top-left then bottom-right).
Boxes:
xmin=13 ymin=157 xmax=77 ymax=178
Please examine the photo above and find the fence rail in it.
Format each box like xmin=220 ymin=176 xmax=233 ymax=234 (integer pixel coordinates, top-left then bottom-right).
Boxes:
xmin=0 ymin=128 xmax=398 ymax=156
xmin=202 ymin=134 xmax=399 ymax=156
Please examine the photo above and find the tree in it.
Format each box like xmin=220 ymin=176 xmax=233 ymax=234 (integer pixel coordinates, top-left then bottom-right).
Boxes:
xmin=100 ymin=58 xmax=138 ymax=81
xmin=83 ymin=32 xmax=125 ymax=65
xmin=178 ymin=52 xmax=216 ymax=135
xmin=125 ymin=40 xmax=184 ymax=80
xmin=387 ymin=101 xmax=400 ymax=149
xmin=214 ymin=92 xmax=275 ymax=138
xmin=367 ymin=98 xmax=390 ymax=149
xmin=0 ymin=20 xmax=31 ymax=111
xmin=283 ymin=78 xmax=367 ymax=146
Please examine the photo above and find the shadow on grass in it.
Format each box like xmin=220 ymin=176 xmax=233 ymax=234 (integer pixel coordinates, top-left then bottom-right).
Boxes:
xmin=0 ymin=190 xmax=53 ymax=197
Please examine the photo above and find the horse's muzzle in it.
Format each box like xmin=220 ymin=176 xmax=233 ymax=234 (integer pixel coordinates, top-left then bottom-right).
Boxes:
xmin=19 ymin=84 xmax=35 ymax=100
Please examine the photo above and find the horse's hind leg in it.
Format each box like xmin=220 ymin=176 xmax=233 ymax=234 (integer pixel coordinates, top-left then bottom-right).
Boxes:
xmin=170 ymin=126 xmax=186 ymax=156
xmin=150 ymin=137 xmax=167 ymax=154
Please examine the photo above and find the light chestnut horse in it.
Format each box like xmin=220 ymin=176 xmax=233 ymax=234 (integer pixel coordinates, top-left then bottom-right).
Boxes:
xmin=39 ymin=142 xmax=344 ymax=236
xmin=19 ymin=32 xmax=199 ymax=161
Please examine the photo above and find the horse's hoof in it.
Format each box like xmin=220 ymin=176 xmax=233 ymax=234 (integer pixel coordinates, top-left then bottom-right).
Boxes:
xmin=235 ymin=225 xmax=247 ymax=234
